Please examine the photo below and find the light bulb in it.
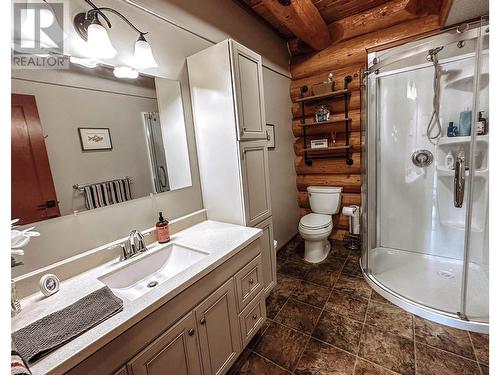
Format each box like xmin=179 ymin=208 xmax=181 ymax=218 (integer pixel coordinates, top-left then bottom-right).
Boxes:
xmin=113 ymin=66 xmax=138 ymax=79
xmin=87 ymin=18 xmax=117 ymax=59
xmin=132 ymin=34 xmax=158 ymax=69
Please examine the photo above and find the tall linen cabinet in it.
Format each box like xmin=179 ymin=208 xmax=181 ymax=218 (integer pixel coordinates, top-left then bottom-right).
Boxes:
xmin=187 ymin=39 xmax=276 ymax=295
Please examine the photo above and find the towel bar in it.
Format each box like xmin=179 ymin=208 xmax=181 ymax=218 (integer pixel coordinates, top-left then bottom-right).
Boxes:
xmin=73 ymin=176 xmax=131 ymax=191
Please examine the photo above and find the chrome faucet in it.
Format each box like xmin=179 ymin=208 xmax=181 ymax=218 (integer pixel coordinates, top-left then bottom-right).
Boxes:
xmin=113 ymin=230 xmax=148 ymax=261
xmin=128 ymin=230 xmax=147 ymax=254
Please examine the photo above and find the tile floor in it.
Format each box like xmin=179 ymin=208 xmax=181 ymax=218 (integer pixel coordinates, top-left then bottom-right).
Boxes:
xmin=229 ymin=235 xmax=489 ymax=375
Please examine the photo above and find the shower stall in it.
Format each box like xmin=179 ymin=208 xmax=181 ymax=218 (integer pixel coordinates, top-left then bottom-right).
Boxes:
xmin=362 ymin=18 xmax=489 ymax=333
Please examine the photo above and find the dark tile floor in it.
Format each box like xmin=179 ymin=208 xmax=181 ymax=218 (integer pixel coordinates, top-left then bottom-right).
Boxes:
xmin=229 ymin=235 xmax=489 ymax=375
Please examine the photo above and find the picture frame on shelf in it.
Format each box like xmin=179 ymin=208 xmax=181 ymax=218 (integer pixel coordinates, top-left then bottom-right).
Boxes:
xmin=265 ymin=124 xmax=275 ymax=149
xmin=78 ymin=128 xmax=113 ymax=151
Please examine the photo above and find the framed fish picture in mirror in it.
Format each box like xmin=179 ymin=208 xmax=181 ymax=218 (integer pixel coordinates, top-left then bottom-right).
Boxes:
xmin=78 ymin=128 xmax=113 ymax=151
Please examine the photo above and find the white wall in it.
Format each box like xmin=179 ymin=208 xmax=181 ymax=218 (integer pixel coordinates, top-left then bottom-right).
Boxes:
xmin=262 ymin=68 xmax=300 ymax=248
xmin=13 ymin=0 xmax=294 ymax=275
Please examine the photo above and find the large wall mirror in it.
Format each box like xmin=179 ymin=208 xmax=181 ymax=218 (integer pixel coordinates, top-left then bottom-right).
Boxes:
xmin=11 ymin=62 xmax=192 ymax=225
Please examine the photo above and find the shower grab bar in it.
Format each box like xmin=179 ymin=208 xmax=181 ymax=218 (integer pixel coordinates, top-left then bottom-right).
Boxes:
xmin=454 ymin=152 xmax=466 ymax=208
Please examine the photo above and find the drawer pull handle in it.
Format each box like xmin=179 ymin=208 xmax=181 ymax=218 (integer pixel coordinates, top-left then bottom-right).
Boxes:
xmin=252 ymin=314 xmax=258 ymax=320
xmin=188 ymin=328 xmax=195 ymax=336
xmin=200 ymin=317 xmax=206 ymax=325
xmin=249 ymin=278 xmax=254 ymax=284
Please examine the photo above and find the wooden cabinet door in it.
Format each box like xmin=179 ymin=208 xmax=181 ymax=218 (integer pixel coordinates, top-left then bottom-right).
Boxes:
xmin=254 ymin=217 xmax=276 ymax=295
xmin=230 ymin=40 xmax=266 ymax=140
xmin=240 ymin=140 xmax=272 ymax=227
xmin=195 ymin=278 xmax=241 ymax=375
xmin=127 ymin=312 xmax=202 ymax=375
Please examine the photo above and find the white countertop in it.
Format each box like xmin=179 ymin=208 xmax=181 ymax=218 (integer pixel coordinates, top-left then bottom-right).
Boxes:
xmin=11 ymin=220 xmax=261 ymax=375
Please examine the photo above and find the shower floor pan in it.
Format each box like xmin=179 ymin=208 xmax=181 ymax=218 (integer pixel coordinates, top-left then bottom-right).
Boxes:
xmin=363 ymin=247 xmax=489 ymax=333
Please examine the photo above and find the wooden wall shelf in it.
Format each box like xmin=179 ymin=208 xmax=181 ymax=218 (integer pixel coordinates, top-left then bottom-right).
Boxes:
xmin=299 ymin=118 xmax=352 ymax=127
xmin=301 ymin=145 xmax=350 ymax=152
xmin=299 ymin=75 xmax=353 ymax=166
xmin=294 ymin=89 xmax=350 ymax=103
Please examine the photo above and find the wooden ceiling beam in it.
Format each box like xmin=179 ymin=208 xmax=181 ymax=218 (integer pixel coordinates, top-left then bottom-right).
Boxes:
xmin=290 ymin=14 xmax=440 ymax=78
xmin=288 ymin=0 xmax=441 ymax=56
xmin=260 ymin=0 xmax=331 ymax=51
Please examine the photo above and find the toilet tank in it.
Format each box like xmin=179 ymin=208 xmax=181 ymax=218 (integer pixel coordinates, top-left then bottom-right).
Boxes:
xmin=307 ymin=186 xmax=343 ymax=214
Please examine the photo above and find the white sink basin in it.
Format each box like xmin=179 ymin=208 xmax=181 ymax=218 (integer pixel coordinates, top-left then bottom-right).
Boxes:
xmin=99 ymin=242 xmax=209 ymax=301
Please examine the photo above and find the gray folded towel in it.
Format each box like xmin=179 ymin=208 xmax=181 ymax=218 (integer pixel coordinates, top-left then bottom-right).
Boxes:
xmin=12 ymin=286 xmax=123 ymax=363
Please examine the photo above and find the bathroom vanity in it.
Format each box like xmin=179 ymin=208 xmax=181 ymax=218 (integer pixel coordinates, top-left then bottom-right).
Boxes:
xmin=12 ymin=219 xmax=271 ymax=375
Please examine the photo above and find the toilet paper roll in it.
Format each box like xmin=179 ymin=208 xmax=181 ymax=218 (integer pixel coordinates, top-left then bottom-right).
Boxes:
xmin=342 ymin=205 xmax=360 ymax=235
xmin=342 ymin=206 xmax=358 ymax=216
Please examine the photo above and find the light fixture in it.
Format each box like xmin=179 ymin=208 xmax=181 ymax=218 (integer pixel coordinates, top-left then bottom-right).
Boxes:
xmin=73 ymin=1 xmax=157 ymax=68
xmin=132 ymin=34 xmax=158 ymax=69
xmin=86 ymin=16 xmax=117 ymax=59
xmin=113 ymin=66 xmax=138 ymax=79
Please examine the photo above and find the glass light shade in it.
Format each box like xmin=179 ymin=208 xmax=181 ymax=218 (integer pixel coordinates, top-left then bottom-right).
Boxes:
xmin=87 ymin=22 xmax=117 ymax=59
xmin=132 ymin=38 xmax=158 ymax=69
xmin=113 ymin=66 xmax=138 ymax=79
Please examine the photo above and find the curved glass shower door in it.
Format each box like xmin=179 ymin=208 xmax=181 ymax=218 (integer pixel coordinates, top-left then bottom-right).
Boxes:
xmin=362 ymin=20 xmax=489 ymax=332
xmin=464 ymin=16 xmax=489 ymax=324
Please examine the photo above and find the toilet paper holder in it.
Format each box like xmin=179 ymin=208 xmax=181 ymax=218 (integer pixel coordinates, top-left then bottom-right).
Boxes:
xmin=342 ymin=205 xmax=361 ymax=250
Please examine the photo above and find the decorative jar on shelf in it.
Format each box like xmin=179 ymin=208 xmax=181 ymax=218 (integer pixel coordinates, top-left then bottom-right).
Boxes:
xmin=315 ymin=105 xmax=330 ymax=123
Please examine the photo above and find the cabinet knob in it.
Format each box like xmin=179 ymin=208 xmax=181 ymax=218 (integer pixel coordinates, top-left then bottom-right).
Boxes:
xmin=252 ymin=314 xmax=258 ymax=320
xmin=188 ymin=328 xmax=195 ymax=336
xmin=200 ymin=317 xmax=206 ymax=325
xmin=249 ymin=278 xmax=254 ymax=284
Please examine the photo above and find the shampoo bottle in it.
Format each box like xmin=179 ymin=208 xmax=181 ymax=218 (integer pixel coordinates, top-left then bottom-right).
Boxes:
xmin=156 ymin=212 xmax=170 ymax=243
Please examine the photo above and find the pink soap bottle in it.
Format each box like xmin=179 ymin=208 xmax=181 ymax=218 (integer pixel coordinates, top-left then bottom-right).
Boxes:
xmin=156 ymin=212 xmax=170 ymax=243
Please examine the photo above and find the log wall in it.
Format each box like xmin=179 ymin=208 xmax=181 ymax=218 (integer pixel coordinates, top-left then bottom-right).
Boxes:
xmin=290 ymin=13 xmax=440 ymax=239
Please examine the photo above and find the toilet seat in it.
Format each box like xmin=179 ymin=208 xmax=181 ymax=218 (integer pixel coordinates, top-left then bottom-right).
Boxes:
xmin=299 ymin=213 xmax=332 ymax=230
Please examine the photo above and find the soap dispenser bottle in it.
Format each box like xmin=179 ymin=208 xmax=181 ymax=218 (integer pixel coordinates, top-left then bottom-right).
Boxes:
xmin=156 ymin=212 xmax=170 ymax=243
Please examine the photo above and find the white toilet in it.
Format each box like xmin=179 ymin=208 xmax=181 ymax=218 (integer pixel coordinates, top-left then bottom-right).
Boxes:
xmin=299 ymin=186 xmax=343 ymax=263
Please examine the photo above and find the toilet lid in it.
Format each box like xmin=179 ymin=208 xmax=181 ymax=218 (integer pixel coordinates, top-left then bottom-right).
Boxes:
xmin=299 ymin=213 xmax=332 ymax=229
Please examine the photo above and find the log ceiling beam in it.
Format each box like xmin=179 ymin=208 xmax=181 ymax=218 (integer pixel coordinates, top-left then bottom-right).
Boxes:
xmin=260 ymin=0 xmax=331 ymax=51
xmin=288 ymin=0 xmax=442 ymax=56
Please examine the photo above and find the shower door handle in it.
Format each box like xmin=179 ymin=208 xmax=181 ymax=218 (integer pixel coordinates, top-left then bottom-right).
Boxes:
xmin=454 ymin=153 xmax=465 ymax=208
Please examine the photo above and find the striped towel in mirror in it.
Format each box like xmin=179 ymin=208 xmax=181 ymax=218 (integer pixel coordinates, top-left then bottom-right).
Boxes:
xmin=83 ymin=178 xmax=132 ymax=210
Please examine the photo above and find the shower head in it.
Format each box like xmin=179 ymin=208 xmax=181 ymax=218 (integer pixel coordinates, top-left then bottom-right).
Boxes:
xmin=426 ymin=46 xmax=444 ymax=62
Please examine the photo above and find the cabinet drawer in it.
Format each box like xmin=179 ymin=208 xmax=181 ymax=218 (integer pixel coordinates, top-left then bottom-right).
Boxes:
xmin=238 ymin=293 xmax=266 ymax=347
xmin=234 ymin=255 xmax=263 ymax=311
